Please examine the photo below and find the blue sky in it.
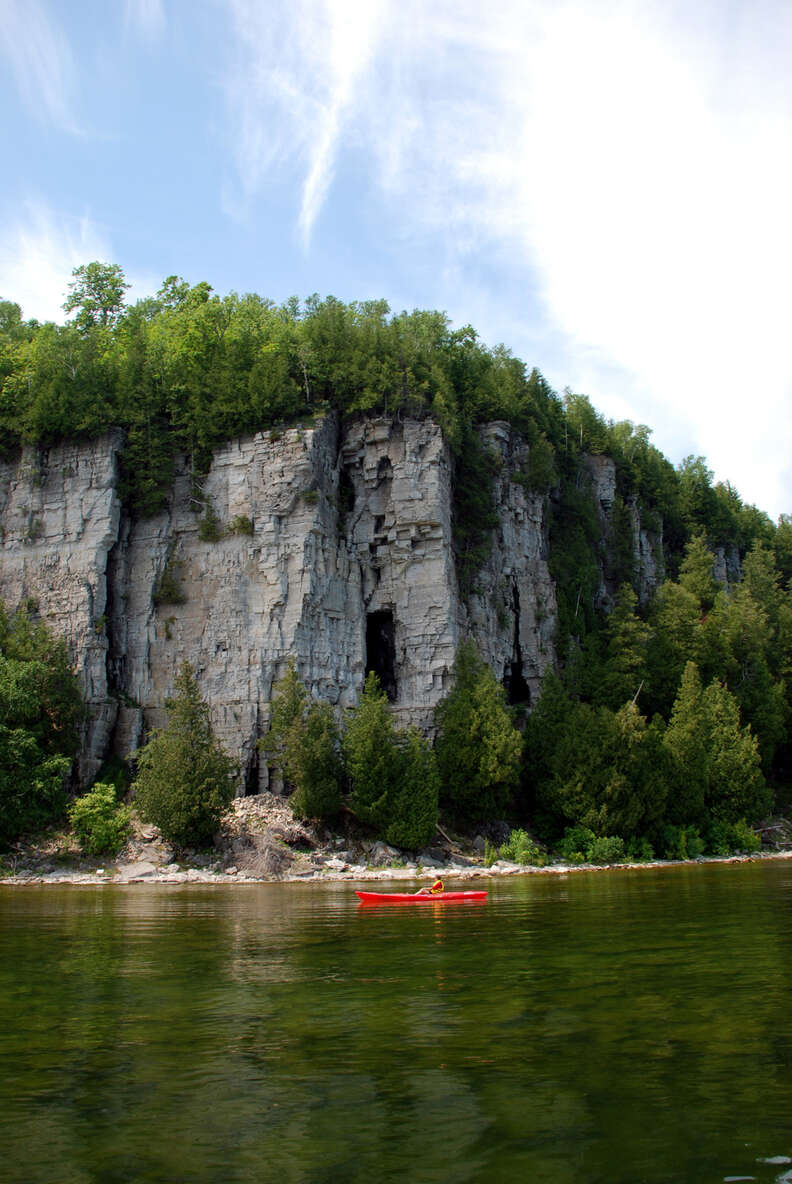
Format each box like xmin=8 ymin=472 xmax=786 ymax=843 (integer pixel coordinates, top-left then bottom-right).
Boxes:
xmin=1 ymin=0 xmax=791 ymax=520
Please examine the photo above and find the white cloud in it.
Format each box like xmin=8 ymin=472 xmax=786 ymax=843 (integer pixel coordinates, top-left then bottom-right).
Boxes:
xmin=0 ymin=203 xmax=113 ymax=322
xmin=124 ymin=0 xmax=167 ymax=43
xmin=221 ymin=0 xmax=792 ymax=516
xmin=0 ymin=0 xmax=81 ymax=133
xmin=0 ymin=202 xmax=158 ymax=324
xmin=224 ymin=0 xmax=390 ymax=245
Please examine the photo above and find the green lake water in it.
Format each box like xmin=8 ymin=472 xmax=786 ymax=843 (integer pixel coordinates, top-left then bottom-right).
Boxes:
xmin=2 ymin=862 xmax=792 ymax=1184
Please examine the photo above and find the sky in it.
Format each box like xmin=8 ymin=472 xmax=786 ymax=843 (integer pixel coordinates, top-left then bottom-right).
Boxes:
xmin=1 ymin=0 xmax=790 ymax=521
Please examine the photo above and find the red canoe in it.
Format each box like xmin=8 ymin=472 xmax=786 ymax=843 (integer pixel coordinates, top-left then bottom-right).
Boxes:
xmin=356 ymin=890 xmax=488 ymax=905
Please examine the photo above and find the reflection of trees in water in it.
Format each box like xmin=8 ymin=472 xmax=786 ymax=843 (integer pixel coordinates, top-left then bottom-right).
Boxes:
xmin=2 ymin=867 xmax=792 ymax=1181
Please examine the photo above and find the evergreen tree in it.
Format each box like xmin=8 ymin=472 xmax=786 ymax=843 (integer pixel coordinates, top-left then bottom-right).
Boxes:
xmin=662 ymin=662 xmax=710 ymax=825
xmin=133 ymin=662 xmax=236 ymax=846
xmin=265 ymin=659 xmax=307 ymax=773
xmin=263 ymin=661 xmax=343 ymax=820
xmin=596 ymin=584 xmax=651 ymax=710
xmin=645 ymin=579 xmax=706 ymax=717
xmin=533 ymin=699 xmax=670 ymax=841
xmin=385 ymin=727 xmax=439 ymax=849
xmin=343 ymin=672 xmax=401 ymax=830
xmin=287 ymin=700 xmax=344 ymax=821
xmin=434 ymin=640 xmax=522 ymax=824
xmin=678 ymin=531 xmax=720 ymax=612
xmin=664 ymin=662 xmax=770 ymax=826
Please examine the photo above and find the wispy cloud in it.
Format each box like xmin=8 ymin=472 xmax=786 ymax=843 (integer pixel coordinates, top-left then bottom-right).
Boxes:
xmin=221 ymin=0 xmax=792 ymax=514
xmin=224 ymin=0 xmax=390 ymax=245
xmin=0 ymin=201 xmax=161 ymax=322
xmin=0 ymin=0 xmax=81 ymax=133
xmin=0 ymin=202 xmax=114 ymax=323
xmin=124 ymin=0 xmax=167 ymax=44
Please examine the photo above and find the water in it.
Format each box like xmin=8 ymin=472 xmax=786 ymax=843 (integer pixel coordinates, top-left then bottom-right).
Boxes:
xmin=2 ymin=862 xmax=792 ymax=1183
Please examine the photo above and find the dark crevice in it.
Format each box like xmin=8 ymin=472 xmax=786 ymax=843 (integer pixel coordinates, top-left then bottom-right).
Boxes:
xmin=337 ymin=466 xmax=356 ymax=536
xmin=244 ymin=738 xmax=260 ymax=796
xmin=365 ymin=609 xmax=397 ymax=701
xmin=503 ymin=581 xmax=531 ymax=706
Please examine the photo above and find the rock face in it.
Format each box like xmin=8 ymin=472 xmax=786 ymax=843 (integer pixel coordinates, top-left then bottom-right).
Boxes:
xmin=0 ymin=415 xmax=663 ymax=789
xmin=0 ymin=433 xmax=123 ymax=782
xmin=583 ymin=453 xmax=664 ymax=608
xmin=107 ymin=414 xmax=462 ymax=790
xmin=463 ymin=423 xmax=557 ymax=708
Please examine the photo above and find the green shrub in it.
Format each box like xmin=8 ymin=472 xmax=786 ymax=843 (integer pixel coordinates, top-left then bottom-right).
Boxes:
xmin=556 ymin=825 xmax=596 ymax=863
xmin=498 ymin=828 xmax=547 ymax=865
xmin=152 ymin=559 xmax=186 ymax=606
xmin=554 ymin=826 xmax=626 ymax=864
xmin=625 ymin=837 xmax=655 ymax=862
xmin=198 ymin=502 xmax=223 ymax=542
xmin=706 ymin=818 xmax=761 ymax=856
xmin=586 ymin=834 xmax=625 ymax=864
xmin=661 ymin=824 xmax=705 ymax=860
xmin=228 ymin=514 xmax=254 ymax=536
xmin=68 ymin=783 xmax=131 ymax=855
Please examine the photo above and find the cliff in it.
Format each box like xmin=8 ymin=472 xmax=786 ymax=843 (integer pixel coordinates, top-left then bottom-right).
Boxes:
xmin=0 ymin=415 xmax=662 ymax=789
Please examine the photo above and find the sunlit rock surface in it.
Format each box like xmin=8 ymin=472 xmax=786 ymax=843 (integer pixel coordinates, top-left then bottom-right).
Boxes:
xmin=0 ymin=414 xmax=664 ymax=788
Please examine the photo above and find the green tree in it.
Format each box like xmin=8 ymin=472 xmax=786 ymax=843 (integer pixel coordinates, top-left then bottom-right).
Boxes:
xmin=133 ymin=662 xmax=236 ymax=846
xmin=534 ymin=699 xmax=671 ymax=841
xmin=343 ymin=672 xmax=401 ymax=830
xmin=434 ymin=640 xmax=523 ymax=824
xmin=263 ymin=662 xmax=343 ymax=819
xmin=63 ymin=262 xmax=129 ymax=331
xmin=385 ymin=728 xmax=439 ymax=849
xmin=288 ymin=700 xmax=344 ymax=821
xmin=595 ymin=584 xmax=651 ymax=710
xmin=678 ymin=531 xmax=720 ymax=612
xmin=0 ymin=603 xmax=82 ymax=846
xmin=664 ymin=662 xmax=770 ymax=826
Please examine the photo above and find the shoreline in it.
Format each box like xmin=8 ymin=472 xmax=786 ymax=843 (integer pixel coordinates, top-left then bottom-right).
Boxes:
xmin=2 ymin=847 xmax=791 ymax=888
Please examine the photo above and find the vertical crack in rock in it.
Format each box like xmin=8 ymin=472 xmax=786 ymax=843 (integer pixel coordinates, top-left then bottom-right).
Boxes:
xmin=503 ymin=581 xmax=531 ymax=706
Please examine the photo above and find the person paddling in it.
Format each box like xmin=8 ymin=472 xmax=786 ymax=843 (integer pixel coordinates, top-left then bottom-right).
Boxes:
xmin=415 ymin=879 xmax=444 ymax=896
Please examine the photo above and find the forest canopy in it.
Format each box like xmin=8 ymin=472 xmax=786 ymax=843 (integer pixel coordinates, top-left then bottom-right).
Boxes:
xmin=0 ymin=263 xmax=778 ymax=566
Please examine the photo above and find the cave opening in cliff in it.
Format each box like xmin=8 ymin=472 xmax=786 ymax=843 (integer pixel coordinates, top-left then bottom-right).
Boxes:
xmin=503 ymin=583 xmax=531 ymax=706
xmin=504 ymin=660 xmax=531 ymax=706
xmin=365 ymin=610 xmax=397 ymax=701
xmin=244 ymin=746 xmax=260 ymax=797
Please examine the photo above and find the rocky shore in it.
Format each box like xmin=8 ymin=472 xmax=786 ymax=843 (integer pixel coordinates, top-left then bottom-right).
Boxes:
xmin=2 ymin=793 xmax=790 ymax=888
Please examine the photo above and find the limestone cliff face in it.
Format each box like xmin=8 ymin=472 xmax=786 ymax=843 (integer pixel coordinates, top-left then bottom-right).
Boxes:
xmin=0 ymin=416 xmax=659 ymax=789
xmin=0 ymin=434 xmax=122 ymax=782
xmin=463 ymin=423 xmax=557 ymax=706
xmin=583 ymin=453 xmax=664 ymax=608
xmin=107 ymin=414 xmax=461 ymax=790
